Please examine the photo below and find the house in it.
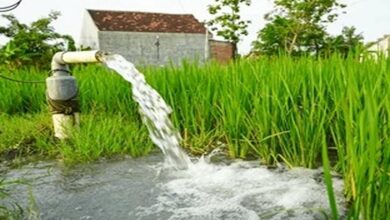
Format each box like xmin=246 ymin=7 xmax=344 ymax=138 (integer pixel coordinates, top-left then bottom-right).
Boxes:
xmin=80 ymin=9 xmax=233 ymax=65
xmin=367 ymin=34 xmax=390 ymax=57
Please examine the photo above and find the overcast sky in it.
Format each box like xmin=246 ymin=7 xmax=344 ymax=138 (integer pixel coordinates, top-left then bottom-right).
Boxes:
xmin=0 ymin=0 xmax=389 ymax=54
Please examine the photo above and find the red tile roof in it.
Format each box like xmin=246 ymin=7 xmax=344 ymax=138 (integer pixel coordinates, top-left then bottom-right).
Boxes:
xmin=87 ymin=10 xmax=207 ymax=34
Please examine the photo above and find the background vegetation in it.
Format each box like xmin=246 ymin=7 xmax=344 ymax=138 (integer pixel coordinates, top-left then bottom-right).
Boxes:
xmin=207 ymin=0 xmax=251 ymax=58
xmin=0 ymin=11 xmax=75 ymax=69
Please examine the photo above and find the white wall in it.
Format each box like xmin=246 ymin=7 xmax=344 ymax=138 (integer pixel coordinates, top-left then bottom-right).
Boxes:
xmin=368 ymin=36 xmax=390 ymax=52
xmin=98 ymin=31 xmax=207 ymax=65
xmin=79 ymin=11 xmax=99 ymax=50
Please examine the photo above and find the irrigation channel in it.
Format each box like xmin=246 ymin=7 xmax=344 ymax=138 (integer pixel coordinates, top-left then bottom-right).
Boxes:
xmin=2 ymin=55 xmax=346 ymax=219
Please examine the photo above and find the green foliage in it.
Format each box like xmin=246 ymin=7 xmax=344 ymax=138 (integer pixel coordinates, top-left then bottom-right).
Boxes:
xmin=0 ymin=67 xmax=47 ymax=114
xmin=0 ymin=113 xmax=55 ymax=162
xmin=1 ymin=56 xmax=390 ymax=218
xmin=59 ymin=113 xmax=154 ymax=163
xmin=321 ymin=133 xmax=339 ymax=220
xmin=324 ymin=26 xmax=364 ymax=57
xmin=207 ymin=0 xmax=251 ymax=57
xmin=0 ymin=11 xmax=75 ymax=69
xmin=252 ymin=0 xmax=355 ymax=56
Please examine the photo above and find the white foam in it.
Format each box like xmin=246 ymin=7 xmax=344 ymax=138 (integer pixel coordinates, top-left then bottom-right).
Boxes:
xmin=136 ymin=159 xmax=345 ymax=220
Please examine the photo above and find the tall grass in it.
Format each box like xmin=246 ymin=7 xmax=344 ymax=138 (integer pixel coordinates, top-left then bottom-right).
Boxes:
xmin=1 ymin=56 xmax=390 ymax=219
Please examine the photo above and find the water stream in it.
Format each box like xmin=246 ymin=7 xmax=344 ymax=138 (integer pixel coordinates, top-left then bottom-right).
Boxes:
xmin=102 ymin=54 xmax=191 ymax=169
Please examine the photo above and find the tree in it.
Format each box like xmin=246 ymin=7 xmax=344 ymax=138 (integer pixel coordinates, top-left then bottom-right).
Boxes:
xmin=252 ymin=0 xmax=346 ymax=56
xmin=207 ymin=0 xmax=251 ymax=58
xmin=324 ymin=26 xmax=364 ymax=57
xmin=0 ymin=11 xmax=75 ymax=68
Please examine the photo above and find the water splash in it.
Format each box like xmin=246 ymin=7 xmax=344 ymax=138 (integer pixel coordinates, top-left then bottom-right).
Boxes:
xmin=135 ymin=159 xmax=346 ymax=220
xmin=3 ymin=156 xmax=346 ymax=220
xmin=102 ymin=54 xmax=191 ymax=169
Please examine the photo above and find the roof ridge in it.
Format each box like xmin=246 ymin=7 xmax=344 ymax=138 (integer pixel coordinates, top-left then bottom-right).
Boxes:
xmin=86 ymin=9 xmax=194 ymax=17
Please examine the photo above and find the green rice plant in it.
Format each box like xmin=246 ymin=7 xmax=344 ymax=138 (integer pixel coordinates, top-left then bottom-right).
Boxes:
xmin=59 ymin=113 xmax=154 ymax=164
xmin=322 ymin=131 xmax=339 ymax=220
xmin=73 ymin=64 xmax=139 ymax=116
xmin=0 ymin=67 xmax=47 ymax=114
xmin=336 ymin=60 xmax=390 ymax=219
xmin=1 ymin=55 xmax=390 ymax=219
xmin=0 ymin=113 xmax=55 ymax=161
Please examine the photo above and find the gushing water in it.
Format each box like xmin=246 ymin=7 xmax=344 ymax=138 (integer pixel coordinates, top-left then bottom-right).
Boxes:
xmin=2 ymin=155 xmax=346 ymax=220
xmin=102 ymin=54 xmax=191 ymax=169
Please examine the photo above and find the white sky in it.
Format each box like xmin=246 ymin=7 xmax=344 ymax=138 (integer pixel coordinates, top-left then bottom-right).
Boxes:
xmin=0 ymin=0 xmax=389 ymax=55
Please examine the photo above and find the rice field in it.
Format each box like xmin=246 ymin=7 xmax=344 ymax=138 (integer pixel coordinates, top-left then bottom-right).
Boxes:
xmin=1 ymin=55 xmax=390 ymax=219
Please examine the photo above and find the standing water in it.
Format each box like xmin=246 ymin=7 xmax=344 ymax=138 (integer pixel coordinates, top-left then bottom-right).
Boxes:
xmin=102 ymin=54 xmax=191 ymax=169
xmin=2 ymin=155 xmax=346 ymax=219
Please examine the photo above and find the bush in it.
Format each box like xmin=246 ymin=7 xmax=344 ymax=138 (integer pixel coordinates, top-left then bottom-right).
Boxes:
xmin=0 ymin=11 xmax=75 ymax=69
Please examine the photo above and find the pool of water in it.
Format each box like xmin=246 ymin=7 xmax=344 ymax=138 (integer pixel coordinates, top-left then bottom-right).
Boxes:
xmin=1 ymin=153 xmax=346 ymax=220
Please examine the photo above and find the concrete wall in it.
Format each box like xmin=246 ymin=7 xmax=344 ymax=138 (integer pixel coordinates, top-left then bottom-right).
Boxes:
xmin=98 ymin=31 xmax=207 ymax=65
xmin=79 ymin=12 xmax=99 ymax=50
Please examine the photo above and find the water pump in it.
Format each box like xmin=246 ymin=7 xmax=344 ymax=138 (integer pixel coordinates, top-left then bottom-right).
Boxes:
xmin=46 ymin=50 xmax=107 ymax=139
